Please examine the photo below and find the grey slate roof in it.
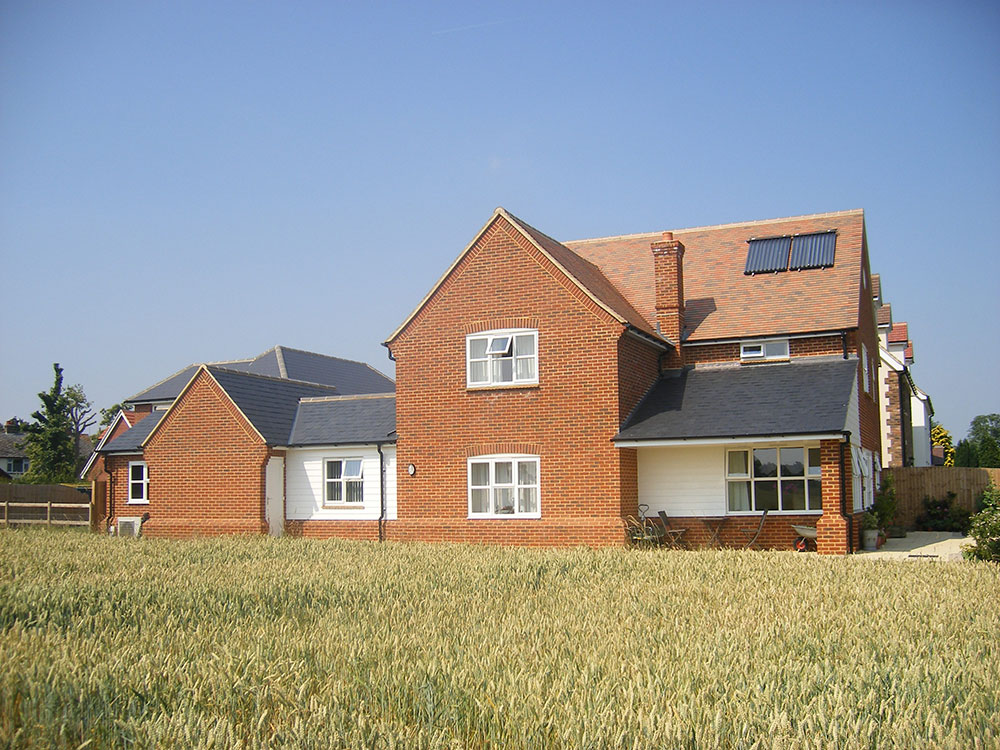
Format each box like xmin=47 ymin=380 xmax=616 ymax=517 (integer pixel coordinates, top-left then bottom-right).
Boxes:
xmin=206 ymin=367 xmax=339 ymax=445
xmin=125 ymin=346 xmax=394 ymax=403
xmin=0 ymin=433 xmax=29 ymax=458
xmin=289 ymin=394 xmax=396 ymax=446
xmin=616 ymin=358 xmax=859 ymax=442
xmin=100 ymin=411 xmax=168 ymax=453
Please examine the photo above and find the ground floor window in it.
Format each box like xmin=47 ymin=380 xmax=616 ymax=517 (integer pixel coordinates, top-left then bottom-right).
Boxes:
xmin=324 ymin=458 xmax=364 ymax=505
xmin=726 ymin=447 xmax=822 ymax=513
xmin=128 ymin=461 xmax=148 ymax=504
xmin=468 ymin=455 xmax=540 ymax=518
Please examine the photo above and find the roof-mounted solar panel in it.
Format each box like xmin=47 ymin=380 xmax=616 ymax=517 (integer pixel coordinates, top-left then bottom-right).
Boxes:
xmin=789 ymin=231 xmax=836 ymax=270
xmin=745 ymin=236 xmax=791 ymax=274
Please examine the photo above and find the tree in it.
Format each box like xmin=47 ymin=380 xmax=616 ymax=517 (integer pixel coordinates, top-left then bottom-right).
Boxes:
xmin=964 ymin=414 xmax=1000 ymax=468
xmin=930 ymin=424 xmax=955 ymax=467
xmin=99 ymin=403 xmax=126 ymax=428
xmin=65 ymin=384 xmax=96 ymax=473
xmin=955 ymin=438 xmax=979 ymax=468
xmin=20 ymin=364 xmax=78 ymax=483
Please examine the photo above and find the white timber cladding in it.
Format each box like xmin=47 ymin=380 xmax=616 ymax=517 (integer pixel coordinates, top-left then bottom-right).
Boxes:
xmin=284 ymin=445 xmax=396 ymax=521
xmin=636 ymin=441 xmax=826 ymax=517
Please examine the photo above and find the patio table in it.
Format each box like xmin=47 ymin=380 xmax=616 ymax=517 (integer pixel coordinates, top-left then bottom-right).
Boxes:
xmin=702 ymin=516 xmax=728 ymax=547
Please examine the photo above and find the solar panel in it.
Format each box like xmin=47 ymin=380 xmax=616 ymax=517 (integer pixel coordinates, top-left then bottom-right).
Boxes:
xmin=745 ymin=237 xmax=791 ymax=274
xmin=789 ymin=231 xmax=836 ymax=270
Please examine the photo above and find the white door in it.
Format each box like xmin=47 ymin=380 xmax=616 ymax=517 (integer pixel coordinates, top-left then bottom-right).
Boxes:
xmin=265 ymin=456 xmax=285 ymax=537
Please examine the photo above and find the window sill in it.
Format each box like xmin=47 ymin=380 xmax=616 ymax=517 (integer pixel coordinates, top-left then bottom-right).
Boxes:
xmin=468 ymin=513 xmax=542 ymax=520
xmin=726 ymin=509 xmax=822 ymax=516
xmin=322 ymin=504 xmax=369 ymax=510
xmin=466 ymin=382 xmax=540 ymax=392
xmin=126 ymin=500 xmax=149 ymax=506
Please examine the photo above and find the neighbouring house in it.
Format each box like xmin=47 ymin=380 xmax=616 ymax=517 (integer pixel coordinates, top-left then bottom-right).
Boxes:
xmin=87 ymin=347 xmax=395 ymax=536
xmin=871 ymin=275 xmax=934 ymax=467
xmin=384 ymin=207 xmax=882 ymax=554
xmin=0 ymin=433 xmax=30 ymax=478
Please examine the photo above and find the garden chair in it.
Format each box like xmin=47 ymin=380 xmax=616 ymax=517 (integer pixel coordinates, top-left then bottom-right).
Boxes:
xmin=657 ymin=511 xmax=688 ymax=549
xmin=740 ymin=509 xmax=769 ymax=550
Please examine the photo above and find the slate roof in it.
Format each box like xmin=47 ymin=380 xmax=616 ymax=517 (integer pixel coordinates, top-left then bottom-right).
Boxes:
xmin=0 ymin=433 xmax=28 ymax=459
xmin=289 ymin=394 xmax=396 ymax=446
xmin=566 ymin=209 xmax=866 ymax=342
xmin=125 ymin=346 xmax=394 ymax=403
xmin=100 ymin=411 xmax=167 ymax=453
xmin=615 ymin=358 xmax=859 ymax=442
xmin=206 ymin=367 xmax=339 ymax=445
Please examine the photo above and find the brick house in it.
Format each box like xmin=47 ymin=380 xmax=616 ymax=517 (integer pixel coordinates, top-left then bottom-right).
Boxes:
xmin=871 ymin=277 xmax=934 ymax=467
xmin=88 ymin=348 xmax=395 ymax=537
xmin=384 ymin=208 xmax=883 ymax=554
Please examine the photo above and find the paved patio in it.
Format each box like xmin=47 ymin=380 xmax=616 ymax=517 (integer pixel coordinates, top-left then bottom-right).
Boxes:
xmin=854 ymin=531 xmax=972 ymax=562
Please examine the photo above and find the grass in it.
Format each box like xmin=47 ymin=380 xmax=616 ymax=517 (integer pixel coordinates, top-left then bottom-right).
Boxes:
xmin=1 ymin=528 xmax=998 ymax=749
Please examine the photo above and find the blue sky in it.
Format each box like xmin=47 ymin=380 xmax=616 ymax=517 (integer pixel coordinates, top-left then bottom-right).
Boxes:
xmin=1 ymin=1 xmax=998 ymax=439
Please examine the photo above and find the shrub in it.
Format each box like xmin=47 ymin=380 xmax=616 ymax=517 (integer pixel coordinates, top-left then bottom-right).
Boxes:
xmin=964 ymin=480 xmax=1000 ymax=562
xmin=870 ymin=474 xmax=897 ymax=529
xmin=915 ymin=492 xmax=971 ymax=534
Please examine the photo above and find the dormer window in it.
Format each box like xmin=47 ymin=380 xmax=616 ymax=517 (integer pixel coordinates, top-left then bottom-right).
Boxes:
xmin=741 ymin=338 xmax=789 ymax=362
xmin=467 ymin=329 xmax=538 ymax=387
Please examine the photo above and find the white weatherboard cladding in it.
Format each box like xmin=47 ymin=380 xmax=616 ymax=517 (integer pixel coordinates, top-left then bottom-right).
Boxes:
xmin=911 ymin=394 xmax=932 ymax=467
xmin=846 ymin=370 xmax=860 ymax=443
xmin=285 ymin=445 xmax=396 ymax=521
xmin=637 ymin=445 xmax=726 ymax=517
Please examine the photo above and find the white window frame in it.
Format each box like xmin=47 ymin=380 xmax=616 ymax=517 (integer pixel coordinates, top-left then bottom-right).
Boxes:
xmin=466 ymin=329 xmax=538 ymax=387
xmin=5 ymin=458 xmax=28 ymax=475
xmin=323 ymin=458 xmax=365 ymax=506
xmin=467 ymin=455 xmax=541 ymax=519
xmin=740 ymin=338 xmax=789 ymax=362
xmin=725 ymin=446 xmax=822 ymax=514
xmin=127 ymin=461 xmax=149 ymax=505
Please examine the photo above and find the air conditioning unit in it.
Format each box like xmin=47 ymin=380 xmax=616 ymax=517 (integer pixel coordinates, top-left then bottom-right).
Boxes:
xmin=117 ymin=517 xmax=142 ymax=537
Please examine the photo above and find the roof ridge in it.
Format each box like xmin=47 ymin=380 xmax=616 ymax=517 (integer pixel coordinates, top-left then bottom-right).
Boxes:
xmin=125 ymin=363 xmax=201 ymax=401
xmin=207 ymin=365 xmax=340 ymax=392
xmin=272 ymin=344 xmax=390 ymax=370
xmin=299 ymin=392 xmax=395 ymax=403
xmin=565 ymin=208 xmax=864 ymax=245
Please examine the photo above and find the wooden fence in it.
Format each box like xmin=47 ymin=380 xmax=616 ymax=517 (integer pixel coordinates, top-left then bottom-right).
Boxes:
xmin=0 ymin=484 xmax=92 ymax=528
xmin=883 ymin=466 xmax=1000 ymax=528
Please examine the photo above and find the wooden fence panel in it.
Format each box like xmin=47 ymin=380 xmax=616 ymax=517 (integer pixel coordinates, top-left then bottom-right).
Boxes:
xmin=884 ymin=467 xmax=1000 ymax=528
xmin=0 ymin=484 xmax=92 ymax=527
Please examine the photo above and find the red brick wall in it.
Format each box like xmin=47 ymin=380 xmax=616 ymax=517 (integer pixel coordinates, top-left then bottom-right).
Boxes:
xmin=388 ymin=214 xmax=659 ymax=547
xmin=126 ymin=370 xmax=271 ymax=537
xmin=684 ymin=333 xmax=845 ymax=367
xmin=285 ymin=520 xmax=380 ymax=540
xmin=814 ymin=438 xmax=862 ymax=554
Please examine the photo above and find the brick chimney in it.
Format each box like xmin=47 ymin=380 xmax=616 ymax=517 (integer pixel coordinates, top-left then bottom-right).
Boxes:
xmin=651 ymin=231 xmax=685 ymax=367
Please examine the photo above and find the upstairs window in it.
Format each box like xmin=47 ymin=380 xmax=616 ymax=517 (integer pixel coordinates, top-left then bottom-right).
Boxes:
xmin=128 ymin=461 xmax=149 ymax=504
xmin=467 ymin=329 xmax=538 ymax=387
xmin=740 ymin=338 xmax=789 ymax=362
xmin=325 ymin=458 xmax=364 ymax=505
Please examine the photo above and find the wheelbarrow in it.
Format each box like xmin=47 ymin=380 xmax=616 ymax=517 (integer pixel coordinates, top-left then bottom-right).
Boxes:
xmin=791 ymin=524 xmax=817 ymax=552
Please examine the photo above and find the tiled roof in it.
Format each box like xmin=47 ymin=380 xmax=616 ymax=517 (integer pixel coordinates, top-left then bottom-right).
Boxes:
xmin=126 ymin=346 xmax=394 ymax=404
xmin=206 ymin=367 xmax=339 ymax=445
xmin=566 ymin=209 xmax=866 ymax=342
xmin=888 ymin=322 xmax=909 ymax=344
xmin=876 ymin=303 xmax=893 ymax=327
xmin=289 ymin=394 xmax=396 ymax=446
xmin=616 ymin=358 xmax=858 ymax=442
xmin=871 ymin=273 xmax=881 ymax=300
xmin=0 ymin=433 xmax=28 ymax=459
xmin=503 ymin=211 xmax=658 ymax=338
xmin=100 ymin=411 xmax=166 ymax=453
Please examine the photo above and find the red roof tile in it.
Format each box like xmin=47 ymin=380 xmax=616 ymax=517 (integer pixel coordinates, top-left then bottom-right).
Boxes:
xmin=888 ymin=322 xmax=909 ymax=344
xmin=566 ymin=209 xmax=866 ymax=342
xmin=876 ymin=303 xmax=893 ymax=327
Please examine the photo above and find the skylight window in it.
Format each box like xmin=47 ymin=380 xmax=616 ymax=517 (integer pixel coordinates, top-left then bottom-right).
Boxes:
xmin=745 ymin=231 xmax=837 ymax=274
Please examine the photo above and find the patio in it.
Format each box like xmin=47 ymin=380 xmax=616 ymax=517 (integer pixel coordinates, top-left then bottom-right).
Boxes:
xmin=854 ymin=531 xmax=972 ymax=562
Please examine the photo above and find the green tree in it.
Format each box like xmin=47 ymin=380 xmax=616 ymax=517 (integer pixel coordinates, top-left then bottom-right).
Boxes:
xmin=65 ymin=384 xmax=96 ymax=473
xmin=930 ymin=424 xmax=955 ymax=467
xmin=20 ymin=364 xmax=78 ymax=483
xmin=99 ymin=402 xmax=126 ymax=428
xmin=955 ymin=438 xmax=979 ymax=467
xmin=963 ymin=414 xmax=1000 ymax=468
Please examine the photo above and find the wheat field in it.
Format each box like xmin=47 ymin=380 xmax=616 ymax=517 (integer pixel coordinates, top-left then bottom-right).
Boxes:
xmin=1 ymin=528 xmax=998 ymax=749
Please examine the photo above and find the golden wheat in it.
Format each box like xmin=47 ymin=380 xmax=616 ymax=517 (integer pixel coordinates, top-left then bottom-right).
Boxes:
xmin=1 ymin=528 xmax=998 ymax=749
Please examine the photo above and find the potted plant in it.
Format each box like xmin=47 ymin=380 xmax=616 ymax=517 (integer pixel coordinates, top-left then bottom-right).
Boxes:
xmin=861 ymin=511 xmax=880 ymax=551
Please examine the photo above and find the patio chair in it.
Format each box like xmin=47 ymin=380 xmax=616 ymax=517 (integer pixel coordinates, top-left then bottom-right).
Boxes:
xmin=657 ymin=511 xmax=688 ymax=549
xmin=623 ymin=514 xmax=665 ymax=548
xmin=740 ymin=509 xmax=769 ymax=550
